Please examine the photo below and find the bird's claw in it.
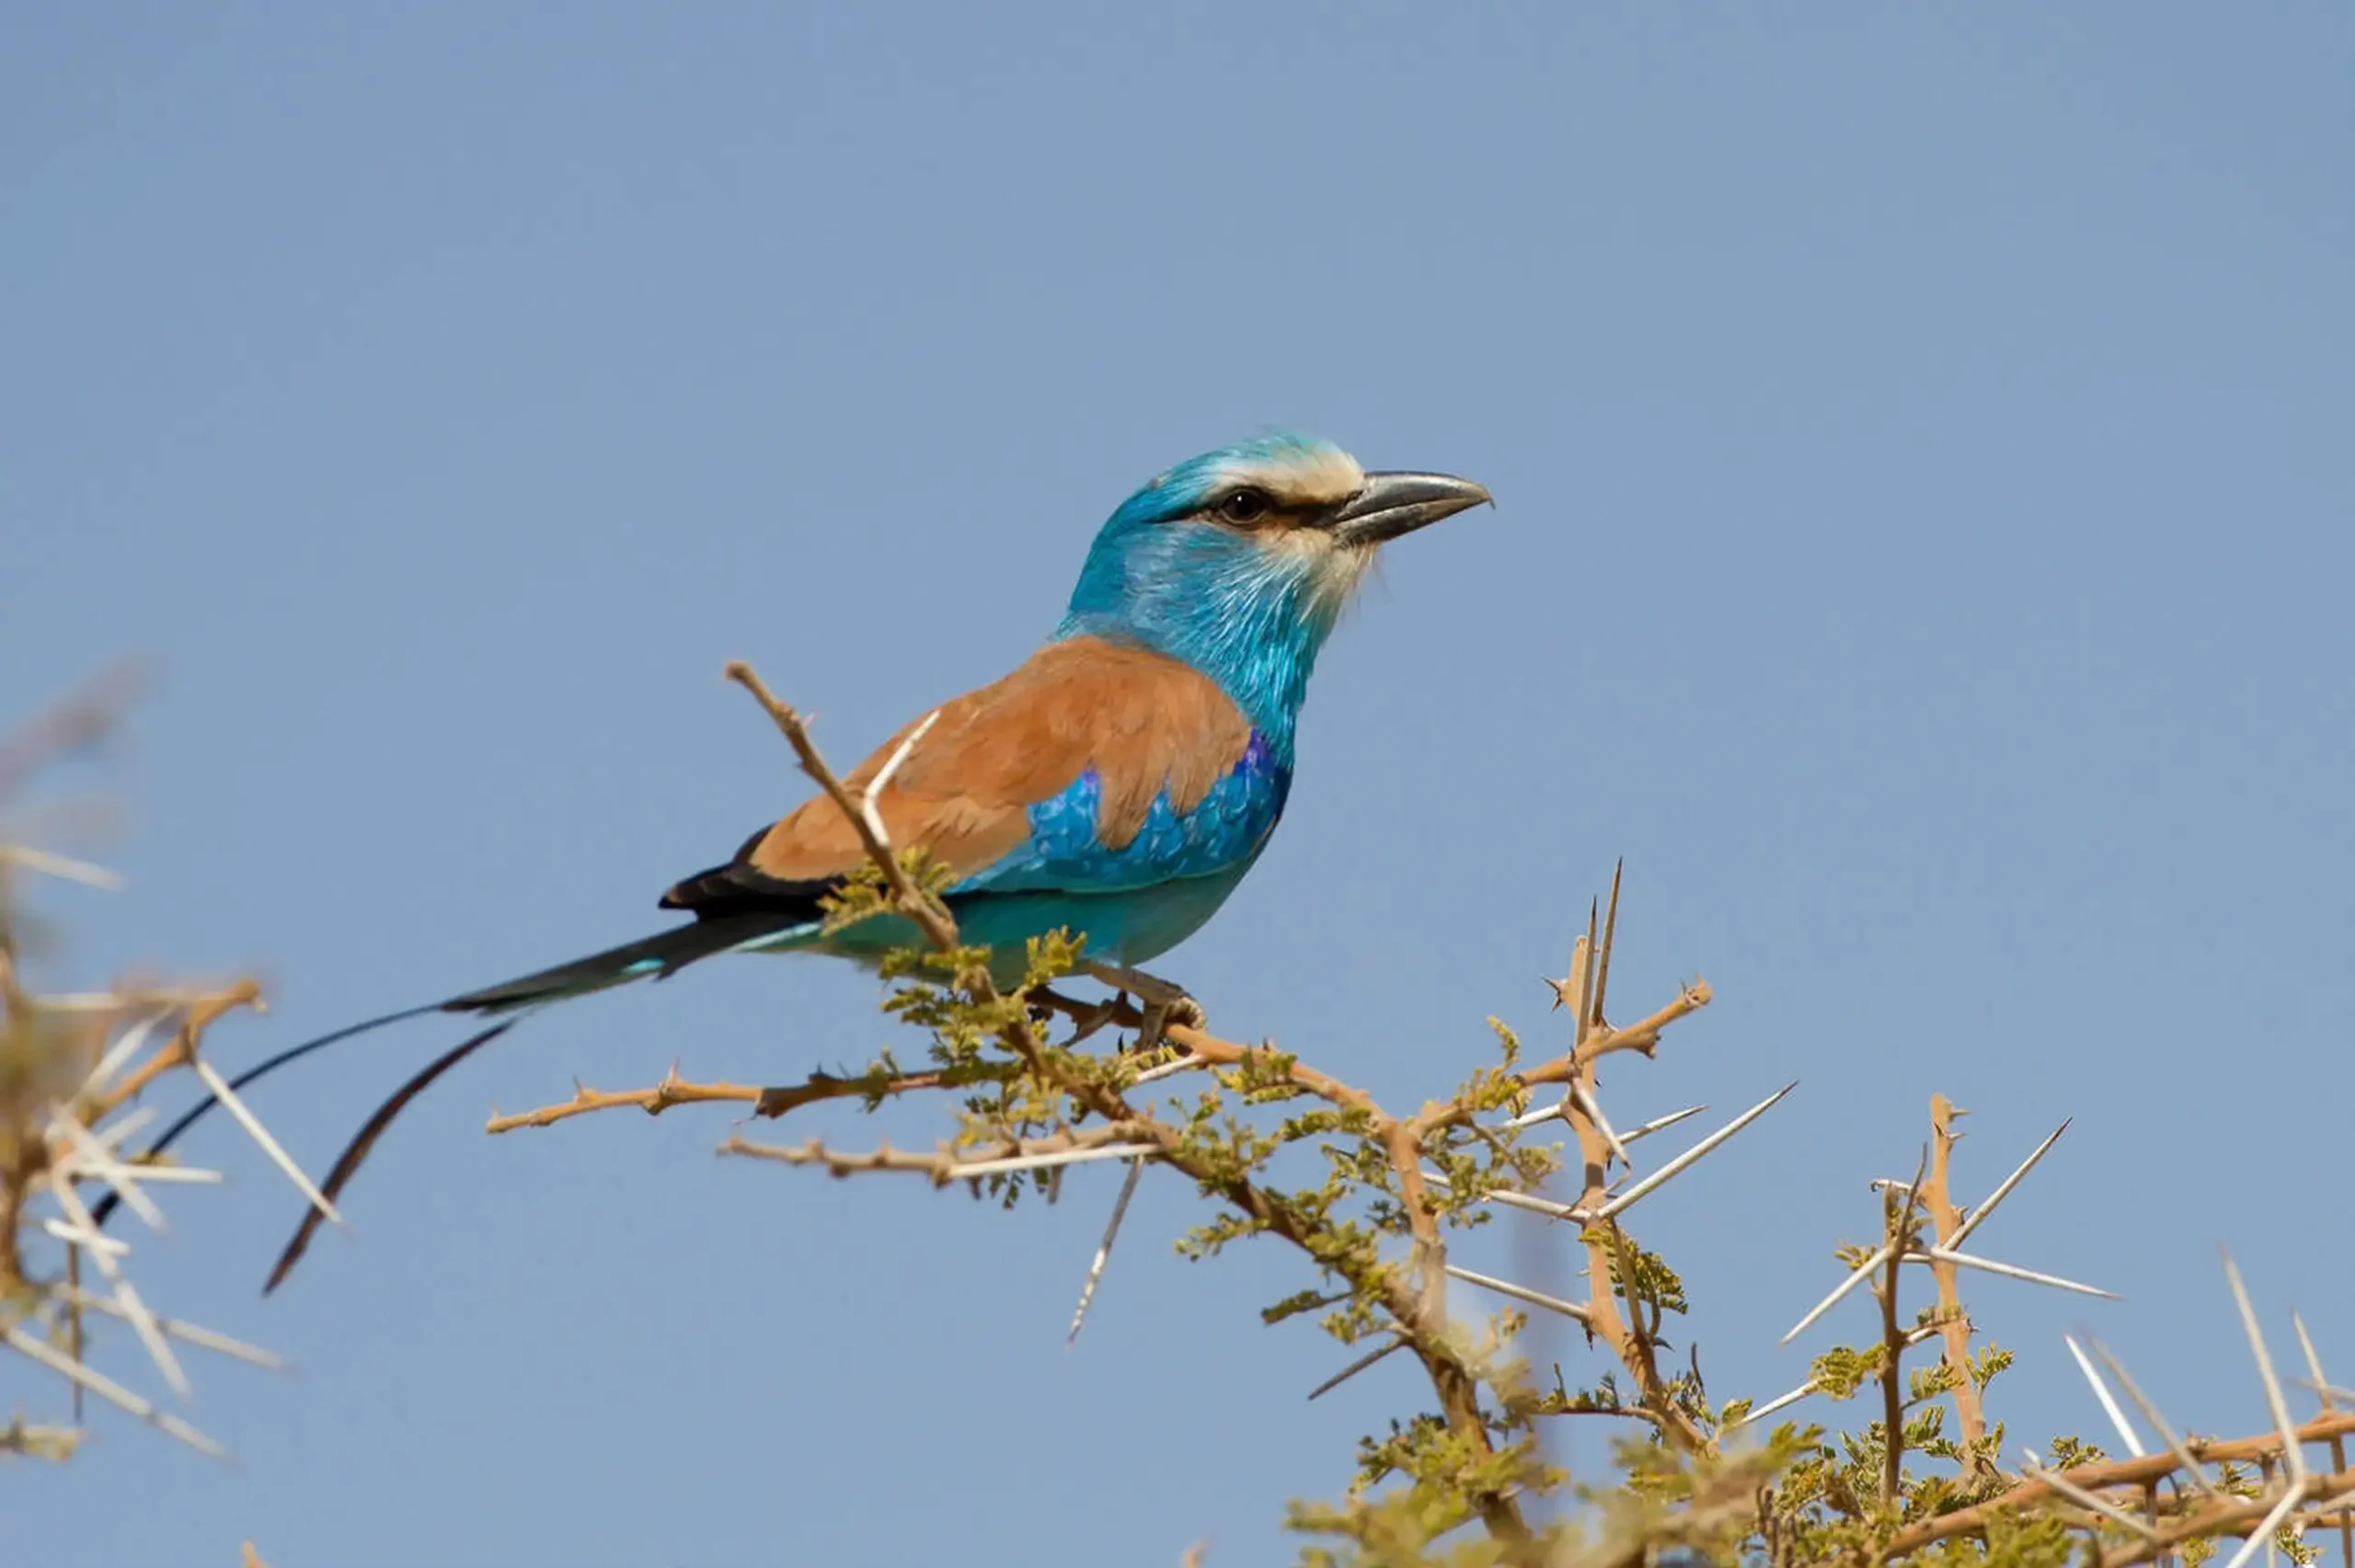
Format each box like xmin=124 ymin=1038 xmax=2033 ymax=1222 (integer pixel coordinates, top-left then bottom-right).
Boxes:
xmin=1082 ymin=961 xmax=1205 ymax=1051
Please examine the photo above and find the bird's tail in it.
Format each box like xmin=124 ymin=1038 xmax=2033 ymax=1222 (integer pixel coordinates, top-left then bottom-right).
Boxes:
xmin=441 ymin=912 xmax=805 ymax=1014
xmin=94 ymin=911 xmax=812 ymax=1259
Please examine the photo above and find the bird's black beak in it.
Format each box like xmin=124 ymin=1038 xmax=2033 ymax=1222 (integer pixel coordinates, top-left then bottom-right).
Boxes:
xmin=1325 ymin=471 xmax=1494 ymax=548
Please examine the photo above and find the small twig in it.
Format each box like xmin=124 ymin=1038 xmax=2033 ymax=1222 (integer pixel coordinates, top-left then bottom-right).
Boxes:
xmin=718 ymin=1126 xmax=1158 ymax=1185
xmin=724 ymin=662 xmax=959 ymax=952
xmin=485 ymin=1063 xmax=1011 ymax=1133
xmin=1878 ymin=1148 xmax=1929 ymax=1505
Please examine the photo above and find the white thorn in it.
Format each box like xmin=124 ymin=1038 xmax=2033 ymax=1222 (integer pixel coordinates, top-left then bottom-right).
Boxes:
xmin=1308 ymin=1334 xmax=1408 ymax=1401
xmin=36 ymin=989 xmax=224 ymax=1012
xmin=1502 ymin=1100 xmax=1705 ymax=1139
xmin=2063 ymin=1334 xmax=2145 ymax=1457
xmin=2223 ymin=1253 xmax=2307 ymax=1488
xmin=1949 ymin=1119 xmax=2069 ymax=1248
xmin=1904 ymin=1249 xmax=2118 ymax=1300
xmin=1567 ymin=1080 xmax=1632 ymax=1168
xmin=1726 ymin=1379 xmax=1818 ymax=1430
xmin=1622 ymin=1104 xmax=1708 ymax=1145
xmin=0 ymin=844 xmax=124 ymax=889
xmin=1486 ymin=1187 xmax=1588 ymax=1222
xmin=88 ymin=1104 xmax=157 ymax=1150
xmin=1419 ymin=1167 xmax=1587 ymax=1223
xmin=78 ymin=1007 xmax=173 ymax=1099
xmin=2020 ymin=1450 xmax=2164 ymax=1542
xmin=1783 ymin=1242 xmax=1894 ymax=1345
xmin=41 ymin=1219 xmax=131 ymax=1257
xmin=2221 ymin=1486 xmax=2308 ymax=1568
xmin=2293 ymin=1314 xmax=2334 ymax=1412
xmin=1597 ymin=1082 xmax=1795 ymax=1220
xmin=76 ymin=1162 xmax=222 ymax=1186
xmin=45 ymin=1169 xmax=190 ymax=1400
xmin=1066 ymin=1156 xmax=1144 ymax=1347
xmin=1127 ymin=1051 xmax=1204 ymax=1088
xmin=1444 ymin=1265 xmax=1592 ymax=1324
xmin=1 ymin=1325 xmax=224 ymax=1460
xmin=2092 ymin=1339 xmax=2224 ymax=1500
xmin=943 ymin=1142 xmax=1158 ymax=1181
xmin=859 ymin=708 xmax=941 ymax=850
xmin=50 ymin=1287 xmax=287 ymax=1372
xmin=50 ymin=1108 xmax=166 ymax=1231
xmin=188 ymin=1056 xmax=342 ymax=1230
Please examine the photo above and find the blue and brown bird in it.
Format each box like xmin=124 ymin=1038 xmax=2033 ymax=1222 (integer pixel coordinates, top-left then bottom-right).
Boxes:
xmin=112 ymin=432 xmax=1490 ymax=1286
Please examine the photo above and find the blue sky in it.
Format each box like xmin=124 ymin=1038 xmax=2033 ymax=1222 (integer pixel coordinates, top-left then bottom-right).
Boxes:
xmin=6 ymin=5 xmax=2349 ymax=1563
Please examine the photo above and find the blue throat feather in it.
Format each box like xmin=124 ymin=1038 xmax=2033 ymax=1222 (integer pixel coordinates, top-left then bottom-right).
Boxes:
xmin=1056 ymin=432 xmax=1358 ymax=764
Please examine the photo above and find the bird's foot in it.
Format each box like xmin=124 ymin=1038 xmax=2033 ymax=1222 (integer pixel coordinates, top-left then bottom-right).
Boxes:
xmin=1081 ymin=961 xmax=1206 ymax=1051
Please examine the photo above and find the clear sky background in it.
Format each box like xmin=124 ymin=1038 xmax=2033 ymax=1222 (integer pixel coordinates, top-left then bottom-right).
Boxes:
xmin=6 ymin=6 xmax=2349 ymax=1564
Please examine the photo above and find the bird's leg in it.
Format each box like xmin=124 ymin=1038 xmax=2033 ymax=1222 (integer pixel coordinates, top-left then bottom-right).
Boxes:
xmin=1081 ymin=961 xmax=1206 ymax=1052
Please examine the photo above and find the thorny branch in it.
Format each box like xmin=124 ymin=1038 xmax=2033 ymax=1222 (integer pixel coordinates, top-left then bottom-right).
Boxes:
xmin=486 ymin=662 xmax=1745 ymax=1554
xmin=486 ymin=658 xmax=2349 ymax=1568
xmin=718 ymin=659 xmax=1637 ymax=1547
xmin=1876 ymin=1148 xmax=1930 ymax=1505
xmin=1882 ymin=1412 xmax=2355 ymax=1557
xmin=3 ymin=672 xmax=299 ymax=1461
xmin=1921 ymin=1093 xmax=1992 ymax=1470
xmin=1548 ymin=884 xmax=1715 ymax=1452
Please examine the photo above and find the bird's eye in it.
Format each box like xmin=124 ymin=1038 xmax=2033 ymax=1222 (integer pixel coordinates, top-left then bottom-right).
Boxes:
xmin=1217 ymin=488 xmax=1272 ymax=525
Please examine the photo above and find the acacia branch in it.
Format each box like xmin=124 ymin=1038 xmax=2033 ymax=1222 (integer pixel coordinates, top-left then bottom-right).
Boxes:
xmin=1555 ymin=930 xmax=1710 ymax=1453
xmin=483 ymin=1062 xmax=1014 ymax=1134
xmin=1920 ymin=1093 xmax=1991 ymax=1468
xmin=1882 ymin=1411 xmax=2355 ymax=1554
xmin=1876 ymin=1149 xmax=1929 ymax=1505
xmin=724 ymin=660 xmax=963 ymax=956
xmin=2093 ymin=1461 xmax=2355 ymax=1568
xmin=718 ymin=1121 xmax=1156 ymax=1185
xmin=83 ymin=982 xmax=265 ymax=1121
xmin=714 ymin=661 xmax=1533 ymax=1544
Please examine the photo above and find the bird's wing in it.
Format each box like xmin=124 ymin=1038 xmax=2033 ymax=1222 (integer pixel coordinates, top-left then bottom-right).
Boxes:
xmin=661 ymin=635 xmax=1259 ymax=915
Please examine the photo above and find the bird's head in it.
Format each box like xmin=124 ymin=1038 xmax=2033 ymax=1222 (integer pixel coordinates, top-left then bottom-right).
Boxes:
xmin=1057 ymin=433 xmax=1490 ymax=755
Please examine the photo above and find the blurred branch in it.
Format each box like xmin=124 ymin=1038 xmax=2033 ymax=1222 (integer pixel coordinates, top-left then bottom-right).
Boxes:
xmin=2 ymin=671 xmax=301 ymax=1464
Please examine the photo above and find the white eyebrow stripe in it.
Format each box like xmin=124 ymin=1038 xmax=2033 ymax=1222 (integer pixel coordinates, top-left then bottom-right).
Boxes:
xmin=1215 ymin=445 xmax=1366 ymax=509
